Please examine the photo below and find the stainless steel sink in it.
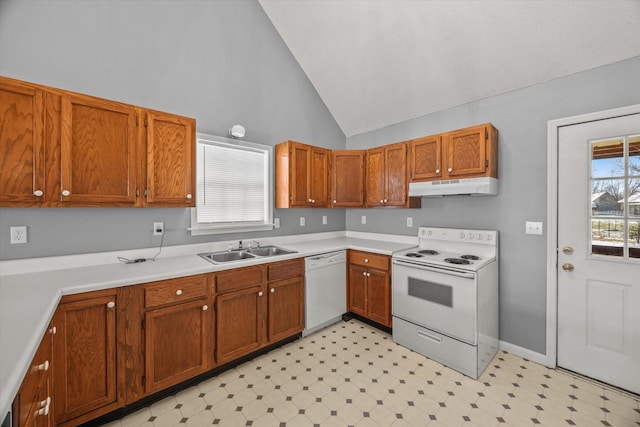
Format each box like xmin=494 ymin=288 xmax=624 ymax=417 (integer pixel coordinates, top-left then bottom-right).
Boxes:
xmin=199 ymin=250 xmax=257 ymax=263
xmin=198 ymin=245 xmax=297 ymax=264
xmin=248 ymin=245 xmax=297 ymax=257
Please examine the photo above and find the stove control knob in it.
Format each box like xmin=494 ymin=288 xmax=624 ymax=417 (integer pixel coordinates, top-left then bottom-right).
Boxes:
xmin=469 ymin=233 xmax=475 ymax=240
xmin=460 ymin=232 xmax=465 ymax=239
xmin=487 ymin=234 xmax=493 ymax=241
xmin=477 ymin=234 xmax=484 ymax=241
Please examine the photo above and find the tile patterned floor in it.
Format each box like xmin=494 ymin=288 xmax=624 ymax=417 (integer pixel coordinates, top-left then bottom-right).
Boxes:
xmin=104 ymin=320 xmax=640 ymax=427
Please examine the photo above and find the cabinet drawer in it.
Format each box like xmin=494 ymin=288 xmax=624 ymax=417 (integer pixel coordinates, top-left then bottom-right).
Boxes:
xmin=349 ymin=250 xmax=389 ymax=271
xmin=216 ymin=266 xmax=264 ymax=294
xmin=144 ymin=275 xmax=208 ymax=308
xmin=268 ymin=258 xmax=304 ymax=281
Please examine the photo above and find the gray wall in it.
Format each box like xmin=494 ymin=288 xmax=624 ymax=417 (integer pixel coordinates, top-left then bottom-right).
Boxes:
xmin=0 ymin=0 xmax=346 ymax=260
xmin=346 ymin=56 xmax=640 ymax=354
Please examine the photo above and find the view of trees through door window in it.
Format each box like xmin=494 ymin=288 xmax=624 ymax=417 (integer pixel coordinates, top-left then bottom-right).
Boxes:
xmin=590 ymin=134 xmax=640 ymax=258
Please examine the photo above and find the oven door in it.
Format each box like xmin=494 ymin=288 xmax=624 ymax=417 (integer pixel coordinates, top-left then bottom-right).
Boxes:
xmin=392 ymin=259 xmax=477 ymax=344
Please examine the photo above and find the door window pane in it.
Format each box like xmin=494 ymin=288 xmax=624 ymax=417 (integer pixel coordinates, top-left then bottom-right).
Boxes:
xmin=590 ymin=134 xmax=639 ymax=260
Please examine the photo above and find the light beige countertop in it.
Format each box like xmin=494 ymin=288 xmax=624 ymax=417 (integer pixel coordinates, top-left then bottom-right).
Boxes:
xmin=0 ymin=231 xmax=415 ymax=419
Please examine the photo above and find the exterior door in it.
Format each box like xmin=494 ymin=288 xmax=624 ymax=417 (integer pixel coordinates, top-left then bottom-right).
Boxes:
xmin=557 ymin=113 xmax=640 ymax=394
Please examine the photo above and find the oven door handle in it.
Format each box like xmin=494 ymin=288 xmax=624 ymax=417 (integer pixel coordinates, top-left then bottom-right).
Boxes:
xmin=392 ymin=259 xmax=476 ymax=279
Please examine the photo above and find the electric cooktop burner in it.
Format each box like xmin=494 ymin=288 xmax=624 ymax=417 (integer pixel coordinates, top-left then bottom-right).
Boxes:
xmin=461 ymin=255 xmax=480 ymax=260
xmin=406 ymin=253 xmax=423 ymax=258
xmin=444 ymin=258 xmax=472 ymax=265
xmin=418 ymin=250 xmax=439 ymax=255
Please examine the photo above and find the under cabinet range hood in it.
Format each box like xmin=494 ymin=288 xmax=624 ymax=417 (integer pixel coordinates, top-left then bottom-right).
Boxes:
xmin=409 ymin=177 xmax=498 ymax=197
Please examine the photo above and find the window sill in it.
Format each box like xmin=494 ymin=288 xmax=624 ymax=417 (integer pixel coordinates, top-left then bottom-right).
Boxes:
xmin=188 ymin=224 xmax=274 ymax=236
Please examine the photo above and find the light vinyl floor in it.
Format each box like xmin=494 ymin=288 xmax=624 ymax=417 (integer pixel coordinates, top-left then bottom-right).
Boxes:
xmin=104 ymin=320 xmax=640 ymax=427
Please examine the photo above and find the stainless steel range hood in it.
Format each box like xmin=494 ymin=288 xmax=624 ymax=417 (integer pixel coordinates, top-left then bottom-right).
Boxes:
xmin=409 ymin=177 xmax=498 ymax=197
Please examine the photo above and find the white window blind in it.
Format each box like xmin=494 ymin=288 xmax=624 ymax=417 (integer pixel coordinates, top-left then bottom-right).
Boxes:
xmin=190 ymin=134 xmax=273 ymax=235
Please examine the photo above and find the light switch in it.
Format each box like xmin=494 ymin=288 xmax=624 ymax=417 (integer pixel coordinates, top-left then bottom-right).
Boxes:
xmin=361 ymin=215 xmax=367 ymax=225
xmin=322 ymin=215 xmax=327 ymax=225
xmin=300 ymin=217 xmax=306 ymax=227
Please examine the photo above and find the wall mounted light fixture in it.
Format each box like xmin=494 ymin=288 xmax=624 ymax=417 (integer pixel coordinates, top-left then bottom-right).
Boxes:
xmin=229 ymin=125 xmax=246 ymax=139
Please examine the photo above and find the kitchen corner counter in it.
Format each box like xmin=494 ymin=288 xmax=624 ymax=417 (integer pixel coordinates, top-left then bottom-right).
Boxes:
xmin=0 ymin=232 xmax=415 ymax=419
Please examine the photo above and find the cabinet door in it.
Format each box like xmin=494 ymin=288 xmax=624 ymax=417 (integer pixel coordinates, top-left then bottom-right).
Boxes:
xmin=365 ymin=147 xmax=385 ymax=207
xmin=267 ymin=277 xmax=304 ymax=343
xmin=60 ymin=93 xmax=138 ymax=205
xmin=310 ymin=147 xmax=329 ymax=207
xmin=367 ymin=269 xmax=391 ymax=327
xmin=410 ymin=135 xmax=442 ymax=181
xmin=144 ymin=299 xmax=211 ymax=394
xmin=383 ymin=142 xmax=408 ymax=206
xmin=216 ymin=285 xmax=266 ymax=364
xmin=445 ymin=125 xmax=488 ymax=177
xmin=53 ymin=294 xmax=118 ymax=423
xmin=348 ymin=265 xmax=368 ymax=317
xmin=331 ymin=150 xmax=364 ymax=207
xmin=145 ymin=111 xmax=195 ymax=207
xmin=0 ymin=80 xmax=45 ymax=205
xmin=290 ymin=142 xmax=311 ymax=207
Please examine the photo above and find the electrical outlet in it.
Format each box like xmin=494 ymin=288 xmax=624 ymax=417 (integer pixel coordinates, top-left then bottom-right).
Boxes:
xmin=274 ymin=218 xmax=280 ymax=228
xmin=10 ymin=226 xmax=27 ymax=244
xmin=525 ymin=221 xmax=543 ymax=235
xmin=361 ymin=215 xmax=367 ymax=225
xmin=153 ymin=222 xmax=164 ymax=236
xmin=406 ymin=217 xmax=413 ymax=227
xmin=322 ymin=215 xmax=327 ymax=225
xmin=300 ymin=217 xmax=306 ymax=227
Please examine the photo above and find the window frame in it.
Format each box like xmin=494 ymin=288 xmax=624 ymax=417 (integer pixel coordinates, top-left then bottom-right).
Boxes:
xmin=189 ymin=132 xmax=274 ymax=236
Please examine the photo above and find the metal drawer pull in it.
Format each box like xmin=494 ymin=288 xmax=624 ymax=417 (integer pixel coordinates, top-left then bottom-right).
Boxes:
xmin=364 ymin=258 xmax=369 ymax=263
xmin=36 ymin=360 xmax=49 ymax=371
xmin=34 ymin=190 xmax=44 ymax=197
xmin=270 ymin=288 xmax=275 ymax=293
xmin=417 ymin=330 xmax=442 ymax=344
xmin=176 ymin=289 xmax=183 ymax=296
xmin=202 ymin=305 xmax=208 ymax=311
xmin=448 ymin=168 xmax=453 ymax=173
xmin=61 ymin=190 xmax=70 ymax=197
xmin=107 ymin=301 xmax=115 ymax=308
xmin=186 ymin=193 xmax=193 ymax=199
xmin=258 ymin=291 xmax=263 ymax=297
xmin=435 ymin=169 xmax=440 ymax=174
xmin=49 ymin=326 xmax=57 ymax=334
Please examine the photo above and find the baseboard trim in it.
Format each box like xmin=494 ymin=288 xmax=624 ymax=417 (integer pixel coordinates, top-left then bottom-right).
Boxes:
xmin=499 ymin=340 xmax=548 ymax=366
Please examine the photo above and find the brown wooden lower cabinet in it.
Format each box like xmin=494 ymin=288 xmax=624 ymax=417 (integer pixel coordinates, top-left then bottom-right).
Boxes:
xmin=347 ymin=250 xmax=392 ymax=327
xmin=12 ymin=322 xmax=54 ymax=427
xmin=13 ymin=261 xmax=306 ymax=426
xmin=53 ymin=289 xmax=124 ymax=427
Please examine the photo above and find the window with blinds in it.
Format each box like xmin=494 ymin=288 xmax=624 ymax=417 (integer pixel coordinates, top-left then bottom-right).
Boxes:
xmin=190 ymin=133 xmax=273 ymax=235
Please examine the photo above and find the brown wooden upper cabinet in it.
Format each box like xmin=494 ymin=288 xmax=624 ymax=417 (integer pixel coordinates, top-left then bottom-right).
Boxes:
xmin=275 ymin=140 xmax=329 ymax=208
xmin=0 ymin=76 xmax=195 ymax=207
xmin=331 ymin=150 xmax=365 ymax=207
xmin=410 ymin=123 xmax=498 ymax=182
xmin=366 ymin=141 xmax=417 ymax=208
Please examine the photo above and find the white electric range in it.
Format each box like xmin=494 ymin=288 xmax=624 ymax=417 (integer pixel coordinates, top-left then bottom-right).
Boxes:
xmin=392 ymin=227 xmax=499 ymax=379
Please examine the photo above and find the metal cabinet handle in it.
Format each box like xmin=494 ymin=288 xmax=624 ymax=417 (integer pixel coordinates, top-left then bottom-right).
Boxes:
xmin=35 ymin=404 xmax=49 ymax=417
xmin=36 ymin=360 xmax=49 ymax=371
xmin=61 ymin=190 xmax=70 ymax=197
xmin=176 ymin=289 xmax=183 ymax=296
xmin=562 ymin=246 xmax=574 ymax=255
xmin=448 ymin=168 xmax=453 ymax=173
xmin=364 ymin=258 xmax=369 ymax=263
xmin=258 ymin=291 xmax=263 ymax=297
xmin=367 ymin=272 xmax=371 ymax=277
xmin=362 ymin=271 xmax=367 ymax=276
xmin=384 ymin=199 xmax=388 ymax=203
xmin=107 ymin=301 xmax=115 ymax=308
xmin=333 ymin=200 xmax=337 ymax=203
xmin=270 ymin=288 xmax=275 ymax=293
xmin=562 ymin=263 xmax=574 ymax=272
xmin=38 ymin=397 xmax=51 ymax=409
xmin=34 ymin=190 xmax=44 ymax=197
xmin=435 ymin=169 xmax=440 ymax=174
xmin=202 ymin=305 xmax=208 ymax=311
xmin=186 ymin=193 xmax=192 ymax=199
xmin=380 ymin=199 xmax=384 ymax=203
xmin=49 ymin=326 xmax=57 ymax=334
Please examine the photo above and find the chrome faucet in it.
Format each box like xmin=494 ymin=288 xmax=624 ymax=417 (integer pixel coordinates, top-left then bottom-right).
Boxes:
xmin=250 ymin=240 xmax=260 ymax=250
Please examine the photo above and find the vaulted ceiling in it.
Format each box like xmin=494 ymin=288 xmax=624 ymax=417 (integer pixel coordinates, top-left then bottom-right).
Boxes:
xmin=258 ymin=0 xmax=640 ymax=137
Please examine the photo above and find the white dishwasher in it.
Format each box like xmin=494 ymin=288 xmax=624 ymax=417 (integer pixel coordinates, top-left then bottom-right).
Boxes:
xmin=303 ymin=250 xmax=347 ymax=336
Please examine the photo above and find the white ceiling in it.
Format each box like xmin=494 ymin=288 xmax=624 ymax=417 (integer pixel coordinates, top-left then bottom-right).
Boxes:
xmin=258 ymin=0 xmax=640 ymax=137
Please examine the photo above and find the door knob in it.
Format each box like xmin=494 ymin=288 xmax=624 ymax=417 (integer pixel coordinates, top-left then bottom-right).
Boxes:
xmin=562 ymin=263 xmax=574 ymax=272
xmin=562 ymin=246 xmax=574 ymax=255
